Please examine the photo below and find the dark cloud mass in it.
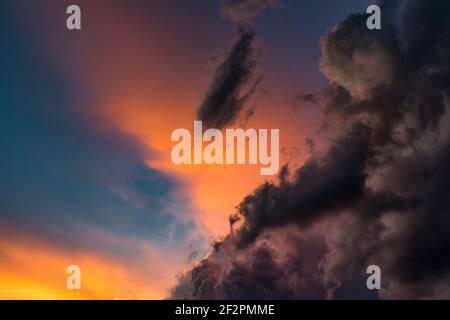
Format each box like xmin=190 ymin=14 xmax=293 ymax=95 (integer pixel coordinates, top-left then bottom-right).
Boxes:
xmin=197 ymin=29 xmax=261 ymax=129
xmin=172 ymin=0 xmax=450 ymax=299
xmin=196 ymin=0 xmax=277 ymax=129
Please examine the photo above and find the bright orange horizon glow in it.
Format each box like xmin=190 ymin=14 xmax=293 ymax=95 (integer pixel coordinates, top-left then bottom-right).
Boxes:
xmin=0 ymin=228 xmax=185 ymax=300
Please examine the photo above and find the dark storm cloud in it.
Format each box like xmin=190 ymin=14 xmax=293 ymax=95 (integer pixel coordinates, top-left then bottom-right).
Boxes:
xmin=197 ymin=29 xmax=262 ymax=129
xmin=172 ymin=0 xmax=450 ymax=299
xmin=215 ymin=244 xmax=296 ymax=299
xmin=235 ymin=124 xmax=371 ymax=247
xmin=197 ymin=0 xmax=277 ymax=129
xmin=170 ymin=229 xmax=330 ymax=300
xmin=221 ymin=0 xmax=279 ymax=24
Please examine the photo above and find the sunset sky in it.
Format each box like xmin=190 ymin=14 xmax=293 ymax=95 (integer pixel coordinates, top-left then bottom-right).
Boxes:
xmin=10 ymin=0 xmax=450 ymax=300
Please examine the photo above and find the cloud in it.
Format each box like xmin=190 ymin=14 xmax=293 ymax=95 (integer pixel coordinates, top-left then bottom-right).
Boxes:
xmin=197 ymin=28 xmax=263 ymax=129
xmin=196 ymin=0 xmax=278 ymax=129
xmin=170 ymin=227 xmax=329 ymax=299
xmin=319 ymin=14 xmax=397 ymax=101
xmin=171 ymin=0 xmax=450 ymax=299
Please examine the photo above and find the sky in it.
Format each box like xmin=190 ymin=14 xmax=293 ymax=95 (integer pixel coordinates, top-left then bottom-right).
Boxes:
xmin=4 ymin=0 xmax=450 ymax=300
xmin=0 ymin=0 xmax=370 ymax=299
